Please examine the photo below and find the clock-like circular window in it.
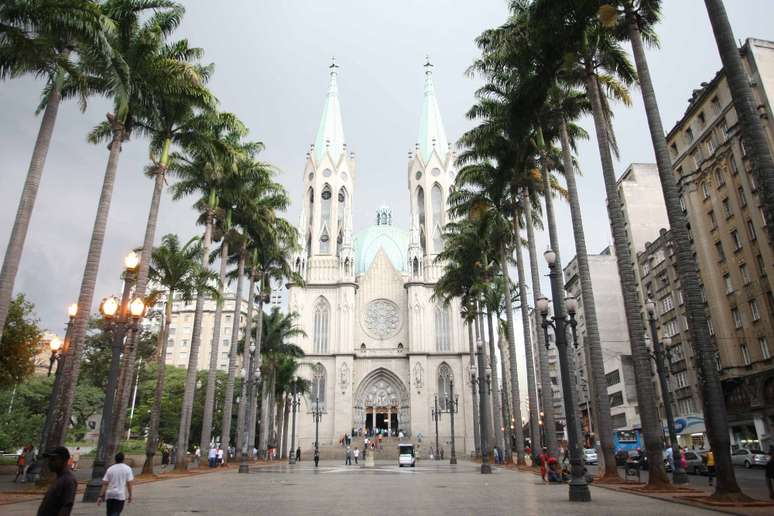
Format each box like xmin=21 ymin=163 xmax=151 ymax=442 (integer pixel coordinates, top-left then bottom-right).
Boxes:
xmin=362 ymin=299 xmax=401 ymax=340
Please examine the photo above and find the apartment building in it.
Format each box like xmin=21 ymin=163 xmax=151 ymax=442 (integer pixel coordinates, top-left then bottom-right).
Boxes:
xmin=529 ymin=309 xmax=566 ymax=443
xmin=666 ymin=38 xmax=774 ymax=451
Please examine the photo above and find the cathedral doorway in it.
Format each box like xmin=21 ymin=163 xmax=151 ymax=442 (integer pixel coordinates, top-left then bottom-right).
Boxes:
xmin=354 ymin=368 xmax=410 ymax=437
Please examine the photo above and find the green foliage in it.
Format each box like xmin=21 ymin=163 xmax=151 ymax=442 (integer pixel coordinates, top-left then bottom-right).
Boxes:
xmin=0 ymin=294 xmax=43 ymax=388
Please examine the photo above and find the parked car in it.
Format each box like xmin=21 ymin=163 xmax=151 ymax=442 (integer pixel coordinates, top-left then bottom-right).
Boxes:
xmin=682 ymin=450 xmax=707 ymax=475
xmin=730 ymin=448 xmax=767 ymax=468
xmin=398 ymin=444 xmax=415 ymax=467
xmin=583 ymin=448 xmax=598 ymax=465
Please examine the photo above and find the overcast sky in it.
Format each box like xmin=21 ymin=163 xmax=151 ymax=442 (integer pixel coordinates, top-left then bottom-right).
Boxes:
xmin=1 ymin=0 xmax=771 ymax=410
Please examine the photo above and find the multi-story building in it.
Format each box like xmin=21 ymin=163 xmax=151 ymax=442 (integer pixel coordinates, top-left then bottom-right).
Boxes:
xmin=564 ymin=246 xmax=641 ymax=442
xmin=163 ymin=292 xmax=249 ymax=372
xmin=529 ymin=309 xmax=566 ymax=443
xmin=638 ymin=229 xmax=707 ymax=448
xmin=666 ymin=38 xmax=774 ymax=451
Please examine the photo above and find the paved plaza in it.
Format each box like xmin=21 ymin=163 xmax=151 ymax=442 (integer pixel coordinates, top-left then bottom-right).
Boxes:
xmin=3 ymin=460 xmax=725 ymax=516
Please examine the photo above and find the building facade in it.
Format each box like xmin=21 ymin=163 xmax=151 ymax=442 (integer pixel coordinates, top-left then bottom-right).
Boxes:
xmin=666 ymin=38 xmax=774 ymax=451
xmin=529 ymin=309 xmax=566 ymax=443
xmin=287 ymin=63 xmax=475 ymax=454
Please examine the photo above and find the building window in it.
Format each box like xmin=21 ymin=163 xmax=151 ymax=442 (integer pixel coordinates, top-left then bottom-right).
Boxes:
xmin=761 ymin=207 xmax=768 ymax=227
xmin=662 ymin=295 xmax=674 ymax=313
xmin=691 ymin=150 xmax=700 ymax=169
xmin=311 ymin=363 xmax=326 ymax=409
xmin=431 ymin=184 xmax=444 ymax=253
xmin=606 ymin=369 xmax=621 ymax=387
xmin=740 ymin=264 xmax=751 ymax=285
xmin=740 ymin=139 xmax=747 ymax=157
xmin=738 ymin=186 xmax=747 ymax=207
xmin=697 ymin=112 xmax=706 ymax=128
xmin=609 ymin=391 xmax=624 ymax=407
xmin=670 ymin=143 xmax=678 ymax=158
xmin=674 ymin=371 xmax=687 ymax=389
xmin=760 ymin=337 xmax=771 ymax=360
xmin=681 ymin=315 xmax=689 ymax=331
xmin=722 ymin=197 xmax=732 ymax=218
xmin=169 ymin=327 xmax=176 ymax=336
xmin=437 ymin=363 xmax=453 ymax=410
xmin=665 ymin=319 xmax=679 ymax=337
xmin=756 ymin=254 xmax=766 ymax=276
xmin=670 ymin=342 xmax=685 ymax=362
xmin=708 ymin=210 xmax=717 ymax=229
xmin=679 ymin=195 xmax=686 ymax=212
xmin=711 ymin=96 xmax=721 ymax=114
xmin=611 ymin=413 xmax=627 ymax=428
xmin=678 ymin=397 xmax=697 ymax=415
xmin=181 ymin=339 xmax=189 ymax=348
xmin=718 ymin=118 xmax=729 ymax=141
xmin=685 ymin=127 xmax=694 ymax=143
xmin=707 ymin=318 xmax=715 ymax=336
xmin=702 ymin=181 xmax=710 ymax=199
xmin=676 ymin=290 xmax=684 ymax=305
xmin=313 ymin=297 xmax=330 ymax=353
xmin=434 ymin=304 xmax=451 ymax=352
xmin=749 ymin=173 xmax=757 ymax=191
xmin=747 ymin=220 xmax=757 ymax=241
xmin=750 ymin=299 xmax=761 ymax=322
xmin=732 ymin=308 xmax=743 ymax=329
xmin=167 ymin=339 xmax=174 ymax=348
xmin=715 ymin=241 xmax=726 ymax=262
xmin=730 ymin=158 xmax=739 ymax=175
xmin=713 ymin=168 xmax=724 ymax=186
xmin=741 ymin=344 xmax=751 ymax=366
xmin=731 ymin=229 xmax=742 ymax=251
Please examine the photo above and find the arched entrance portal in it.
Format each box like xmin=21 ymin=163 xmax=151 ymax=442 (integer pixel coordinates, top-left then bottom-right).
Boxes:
xmin=353 ymin=368 xmax=410 ymax=437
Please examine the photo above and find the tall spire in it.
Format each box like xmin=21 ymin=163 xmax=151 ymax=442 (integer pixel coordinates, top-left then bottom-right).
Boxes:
xmin=314 ymin=58 xmax=346 ymax=163
xmin=417 ymin=56 xmax=449 ymax=163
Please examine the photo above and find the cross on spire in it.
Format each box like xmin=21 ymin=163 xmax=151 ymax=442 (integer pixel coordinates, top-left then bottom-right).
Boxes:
xmin=330 ymin=56 xmax=339 ymax=74
xmin=424 ymin=55 xmax=433 ymax=75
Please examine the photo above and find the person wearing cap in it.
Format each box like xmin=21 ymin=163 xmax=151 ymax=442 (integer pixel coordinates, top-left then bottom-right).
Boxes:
xmin=36 ymin=446 xmax=77 ymax=516
xmin=97 ymin=452 xmax=133 ymax=515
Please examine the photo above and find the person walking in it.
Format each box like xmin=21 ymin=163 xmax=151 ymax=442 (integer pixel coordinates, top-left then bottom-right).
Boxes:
xmin=216 ymin=447 xmax=224 ymax=466
xmin=345 ymin=447 xmax=352 ymax=466
xmin=161 ymin=448 xmax=170 ymax=469
xmin=705 ymin=449 xmax=716 ymax=486
xmin=97 ymin=452 xmax=134 ymax=516
xmin=71 ymin=447 xmax=81 ymax=471
xmin=295 ymin=447 xmax=301 ymax=462
xmin=14 ymin=446 xmax=27 ymax=482
xmin=36 ymin=447 xmax=77 ymax=516
xmin=208 ymin=446 xmax=217 ymax=468
xmin=314 ymin=448 xmax=320 ymax=468
xmin=539 ymin=447 xmax=550 ymax=482
xmin=353 ymin=447 xmax=359 ymax=465
xmin=765 ymin=447 xmax=774 ymax=500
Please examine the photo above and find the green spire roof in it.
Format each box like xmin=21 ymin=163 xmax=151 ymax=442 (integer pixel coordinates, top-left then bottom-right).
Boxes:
xmin=417 ymin=58 xmax=448 ymax=163
xmin=314 ymin=59 xmax=346 ymax=163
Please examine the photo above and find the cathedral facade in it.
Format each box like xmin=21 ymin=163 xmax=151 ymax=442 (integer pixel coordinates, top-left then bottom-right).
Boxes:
xmin=287 ymin=62 xmax=475 ymax=455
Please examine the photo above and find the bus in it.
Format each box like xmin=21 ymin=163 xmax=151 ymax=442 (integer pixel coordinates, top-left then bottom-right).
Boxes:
xmin=613 ymin=429 xmax=642 ymax=452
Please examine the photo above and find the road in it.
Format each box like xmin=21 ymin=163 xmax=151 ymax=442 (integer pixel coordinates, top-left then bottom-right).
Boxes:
xmin=4 ymin=460 xmax=723 ymax=516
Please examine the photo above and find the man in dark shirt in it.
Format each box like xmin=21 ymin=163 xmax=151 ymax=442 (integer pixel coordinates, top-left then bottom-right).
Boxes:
xmin=766 ymin=447 xmax=774 ymax=500
xmin=37 ymin=446 xmax=77 ymax=516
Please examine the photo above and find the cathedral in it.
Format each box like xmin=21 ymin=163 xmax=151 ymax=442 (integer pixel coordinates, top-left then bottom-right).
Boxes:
xmin=287 ymin=61 xmax=475 ymax=455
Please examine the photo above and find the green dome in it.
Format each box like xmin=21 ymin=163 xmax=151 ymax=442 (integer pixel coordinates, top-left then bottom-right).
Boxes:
xmin=353 ymin=224 xmax=409 ymax=274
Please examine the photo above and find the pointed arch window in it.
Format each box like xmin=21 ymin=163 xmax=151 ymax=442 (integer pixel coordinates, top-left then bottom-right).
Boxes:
xmin=437 ymin=363 xmax=453 ymax=410
xmin=307 ymin=187 xmax=314 ymax=228
xmin=431 ymin=184 xmax=444 ymax=253
xmin=417 ymin=186 xmax=427 ymax=254
xmin=435 ymin=304 xmax=450 ymax=352
xmin=319 ymin=226 xmax=330 ymax=254
xmin=320 ymin=184 xmax=332 ymax=242
xmin=313 ymin=297 xmax=330 ymax=353
xmin=312 ymin=363 xmax=326 ymax=410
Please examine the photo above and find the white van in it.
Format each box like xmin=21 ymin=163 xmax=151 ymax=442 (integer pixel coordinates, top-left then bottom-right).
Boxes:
xmin=398 ymin=444 xmax=416 ymax=467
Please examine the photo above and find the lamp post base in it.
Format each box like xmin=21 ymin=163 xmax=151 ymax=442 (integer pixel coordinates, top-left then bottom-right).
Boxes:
xmin=672 ymin=468 xmax=689 ymax=484
xmin=450 ymin=456 xmax=457 ymax=465
xmin=289 ymin=456 xmax=296 ymax=465
xmin=480 ymin=463 xmax=491 ymax=474
xmin=568 ymin=480 xmax=592 ymax=502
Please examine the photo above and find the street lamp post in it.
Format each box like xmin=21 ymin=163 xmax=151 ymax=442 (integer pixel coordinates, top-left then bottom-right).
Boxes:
xmin=84 ymin=253 xmax=145 ymax=502
xmin=646 ymin=300 xmax=688 ymax=484
xmin=475 ymin=342 xmax=492 ymax=474
xmin=312 ymin=397 xmax=322 ymax=467
xmin=239 ymin=343 xmax=258 ymax=474
xmin=539 ymin=412 xmax=545 ymax=449
xmin=537 ymin=247 xmax=591 ymax=502
xmin=288 ymin=386 xmax=300 ymax=464
xmin=445 ymin=380 xmax=459 ymax=465
xmin=431 ymin=395 xmax=441 ymax=460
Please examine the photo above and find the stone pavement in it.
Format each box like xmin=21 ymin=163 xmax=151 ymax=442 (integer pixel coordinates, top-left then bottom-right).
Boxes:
xmin=2 ymin=460 xmax=724 ymax=516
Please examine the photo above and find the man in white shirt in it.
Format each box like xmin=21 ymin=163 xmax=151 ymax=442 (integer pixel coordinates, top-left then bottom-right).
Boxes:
xmin=97 ymin=452 xmax=133 ymax=515
xmin=208 ymin=446 xmax=217 ymax=468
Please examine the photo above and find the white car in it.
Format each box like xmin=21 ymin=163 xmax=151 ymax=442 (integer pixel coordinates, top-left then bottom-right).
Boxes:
xmin=583 ymin=448 xmax=598 ymax=465
xmin=398 ymin=444 xmax=416 ymax=467
xmin=730 ymin=448 xmax=767 ymax=468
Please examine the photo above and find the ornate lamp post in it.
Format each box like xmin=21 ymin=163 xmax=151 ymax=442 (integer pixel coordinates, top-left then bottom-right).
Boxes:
xmin=539 ymin=411 xmax=545 ymax=449
xmin=645 ymin=300 xmax=688 ymax=484
xmin=46 ymin=336 xmax=63 ymax=377
xmin=431 ymin=395 xmax=442 ymax=460
xmin=84 ymin=252 xmax=145 ymax=502
xmin=444 ymin=380 xmax=459 ymax=464
xmin=474 ymin=342 xmax=492 ymax=474
xmin=537 ymin=247 xmax=591 ymax=502
xmin=239 ymin=343 xmax=259 ymax=474
xmin=312 ymin=397 xmax=323 ymax=467
xmin=288 ymin=385 xmax=300 ymax=464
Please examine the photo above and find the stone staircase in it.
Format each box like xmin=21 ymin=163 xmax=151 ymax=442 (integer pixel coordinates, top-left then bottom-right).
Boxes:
xmin=314 ymin=436 xmax=407 ymax=460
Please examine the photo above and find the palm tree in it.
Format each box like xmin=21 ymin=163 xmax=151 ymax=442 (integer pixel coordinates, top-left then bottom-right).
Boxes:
xmin=53 ymin=0 xmax=202 ymax=449
xmin=597 ymin=0 xmax=745 ymax=495
xmin=141 ymin=234 xmax=214 ymax=474
xmin=701 ymin=0 xmax=774 ymax=240
xmin=0 ymin=0 xmax=114 ymax=337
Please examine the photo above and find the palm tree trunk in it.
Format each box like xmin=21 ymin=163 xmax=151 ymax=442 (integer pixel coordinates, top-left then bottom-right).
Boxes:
xmin=258 ymin=370 xmax=271 ymax=459
xmin=248 ymin=291 xmax=264 ymax=459
xmin=467 ymin=321 xmax=481 ymax=456
xmin=504 ymin=236 xmax=533 ymax=465
xmin=0 ymin=87 xmax=61 ymax=336
xmin=626 ymin=16 xmax=743 ymax=496
xmin=235 ymin=268 xmax=256 ymax=461
xmin=142 ymin=295 xmax=173 ymax=475
xmin=52 ymin=117 xmax=126 ymax=446
xmin=584 ymin=66 xmax=668 ymax=487
xmin=174 ymin=215 xmax=213 ymax=471
xmin=476 ymin=304 xmax=494 ymax=447
xmin=522 ymin=191 xmax=558 ymax=457
xmin=704 ymin=0 xmax=774 ymax=238
xmin=280 ymin=393 xmax=290 ymax=459
xmin=108 ymin=151 xmax=169 ymax=458
xmin=219 ymin=241 xmax=246 ymax=461
xmin=558 ymin=120 xmax=618 ymax=480
xmin=497 ymin=332 xmax=513 ymax=462
xmin=275 ymin=394 xmax=286 ymax=458
xmin=199 ymin=241 xmax=229 ymax=458
xmin=486 ymin=309 xmax=505 ymax=456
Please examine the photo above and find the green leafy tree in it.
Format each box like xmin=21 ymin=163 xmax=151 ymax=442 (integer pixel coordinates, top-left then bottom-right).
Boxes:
xmin=0 ymin=294 xmax=42 ymax=388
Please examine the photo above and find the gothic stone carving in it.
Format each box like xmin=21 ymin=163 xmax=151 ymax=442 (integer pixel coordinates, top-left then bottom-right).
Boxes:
xmin=339 ymin=362 xmax=349 ymax=393
xmin=413 ymin=362 xmax=423 ymax=392
xmin=362 ymin=298 xmax=400 ymax=339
